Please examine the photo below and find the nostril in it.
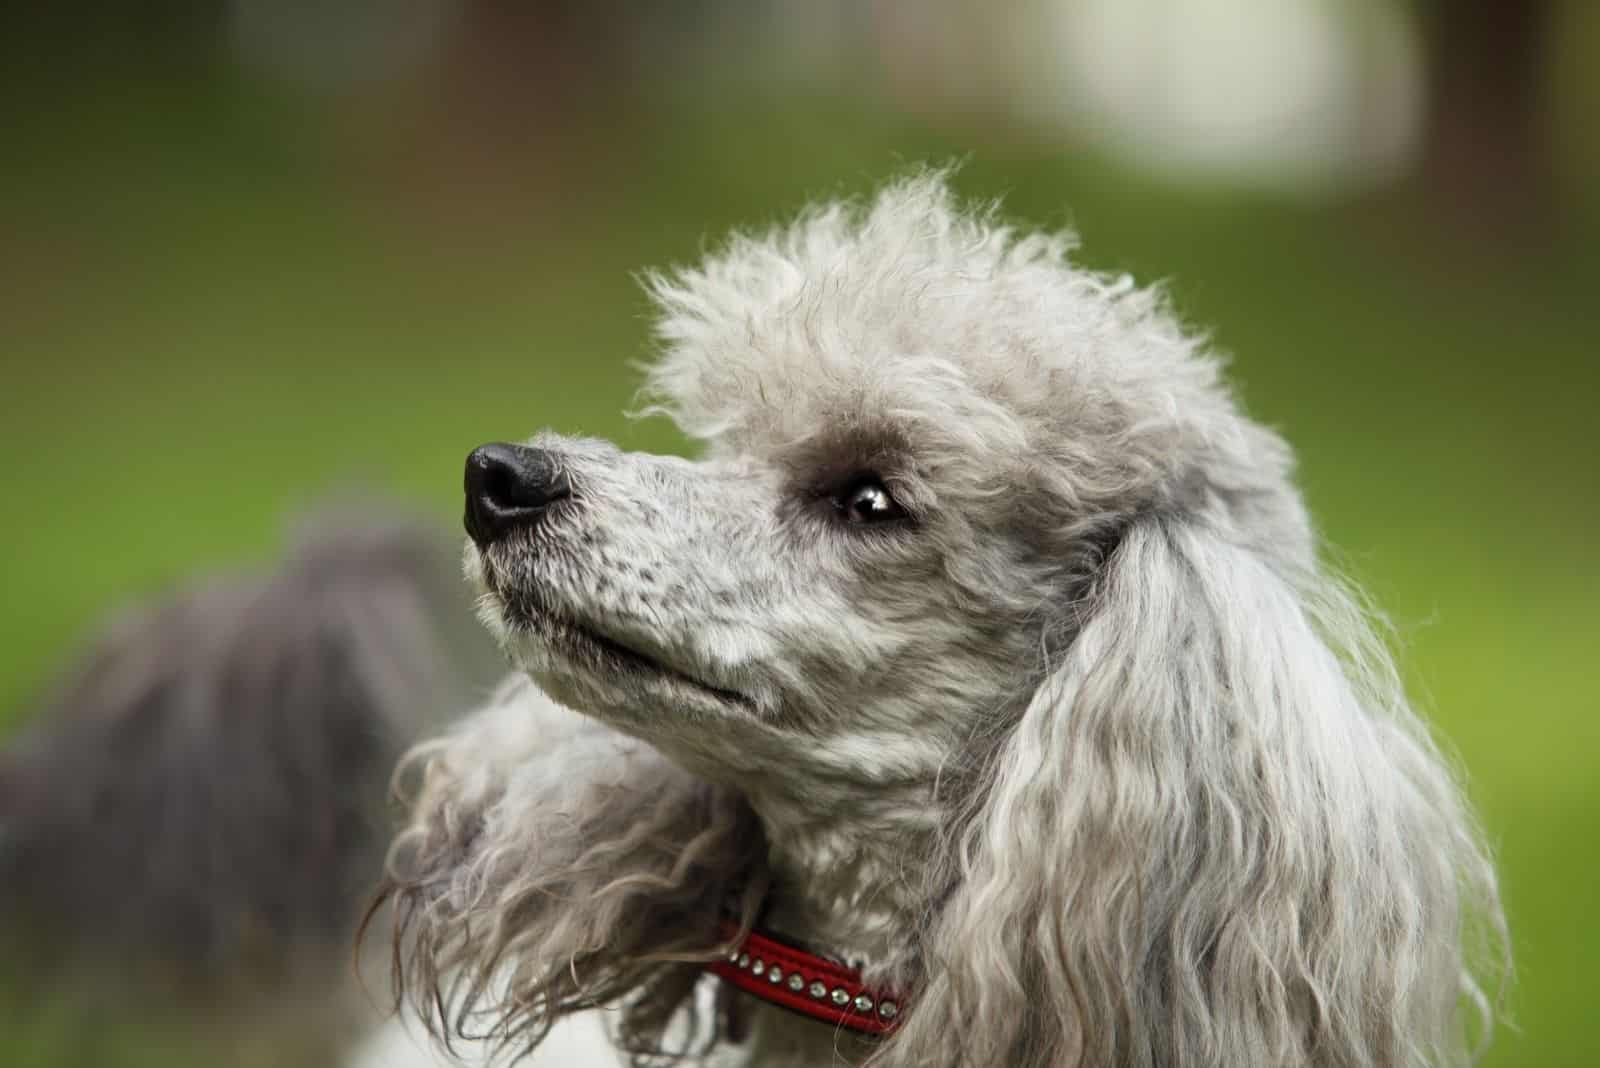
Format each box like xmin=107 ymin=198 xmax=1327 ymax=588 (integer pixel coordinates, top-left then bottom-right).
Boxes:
xmin=482 ymin=463 xmax=518 ymax=510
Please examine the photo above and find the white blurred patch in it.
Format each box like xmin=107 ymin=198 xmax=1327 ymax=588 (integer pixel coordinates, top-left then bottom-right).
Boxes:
xmin=1029 ymin=0 xmax=1423 ymax=194
xmin=347 ymin=1009 xmax=620 ymax=1068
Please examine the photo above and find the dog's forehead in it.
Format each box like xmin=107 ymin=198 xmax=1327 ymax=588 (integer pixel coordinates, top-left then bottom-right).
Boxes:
xmin=642 ymin=175 xmax=1244 ymax=507
xmin=710 ymin=350 xmax=1037 ymax=471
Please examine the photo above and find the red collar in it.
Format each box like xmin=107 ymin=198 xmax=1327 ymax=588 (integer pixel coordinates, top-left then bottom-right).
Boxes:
xmin=708 ymin=924 xmax=906 ymax=1036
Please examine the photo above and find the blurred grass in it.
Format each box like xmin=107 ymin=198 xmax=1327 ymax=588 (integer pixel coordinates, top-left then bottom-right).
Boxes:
xmin=1 ymin=64 xmax=1596 ymax=1067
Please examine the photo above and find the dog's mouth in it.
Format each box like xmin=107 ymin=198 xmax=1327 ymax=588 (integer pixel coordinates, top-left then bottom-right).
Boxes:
xmin=487 ymin=581 xmax=753 ymax=711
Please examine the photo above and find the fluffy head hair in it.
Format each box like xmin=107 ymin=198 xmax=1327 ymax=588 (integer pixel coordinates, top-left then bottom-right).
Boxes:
xmin=380 ymin=173 xmax=1507 ymax=1067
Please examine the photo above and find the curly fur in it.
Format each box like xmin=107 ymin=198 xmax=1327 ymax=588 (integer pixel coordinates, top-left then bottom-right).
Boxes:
xmin=379 ymin=674 xmax=769 ymax=1062
xmin=377 ymin=173 xmax=1507 ymax=1068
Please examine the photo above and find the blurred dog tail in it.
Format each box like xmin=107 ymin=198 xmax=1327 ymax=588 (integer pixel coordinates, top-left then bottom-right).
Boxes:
xmin=0 ymin=505 xmax=495 ymax=994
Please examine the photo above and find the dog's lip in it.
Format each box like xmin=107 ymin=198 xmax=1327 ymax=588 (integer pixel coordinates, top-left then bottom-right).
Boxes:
xmin=571 ymin=621 xmax=752 ymax=707
xmin=490 ymin=584 xmax=754 ymax=710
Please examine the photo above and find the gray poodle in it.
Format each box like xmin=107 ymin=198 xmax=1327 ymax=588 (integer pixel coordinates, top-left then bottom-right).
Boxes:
xmin=375 ymin=175 xmax=1507 ymax=1068
xmin=0 ymin=512 xmax=488 ymax=1065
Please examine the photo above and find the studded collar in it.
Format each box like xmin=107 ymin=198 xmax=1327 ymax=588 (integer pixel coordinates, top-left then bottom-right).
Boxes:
xmin=709 ymin=923 xmax=906 ymax=1036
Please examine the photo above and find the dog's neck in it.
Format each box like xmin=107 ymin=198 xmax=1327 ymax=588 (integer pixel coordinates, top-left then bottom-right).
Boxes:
xmin=740 ymin=781 xmax=943 ymax=979
xmin=708 ymin=785 xmax=940 ymax=1066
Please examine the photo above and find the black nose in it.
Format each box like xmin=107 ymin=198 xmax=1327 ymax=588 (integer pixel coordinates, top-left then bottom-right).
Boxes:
xmin=464 ymin=443 xmax=572 ymax=547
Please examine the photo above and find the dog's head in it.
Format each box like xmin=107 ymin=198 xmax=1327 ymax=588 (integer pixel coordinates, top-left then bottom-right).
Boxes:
xmin=465 ymin=177 xmax=1306 ymax=796
xmin=393 ymin=176 xmax=1505 ymax=1068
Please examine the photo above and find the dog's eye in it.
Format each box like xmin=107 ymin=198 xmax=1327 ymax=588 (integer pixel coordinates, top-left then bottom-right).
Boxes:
xmin=835 ymin=478 xmax=906 ymax=524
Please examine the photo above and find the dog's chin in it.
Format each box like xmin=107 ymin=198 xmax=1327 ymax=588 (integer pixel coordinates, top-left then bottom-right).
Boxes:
xmin=475 ymin=582 xmax=754 ymax=721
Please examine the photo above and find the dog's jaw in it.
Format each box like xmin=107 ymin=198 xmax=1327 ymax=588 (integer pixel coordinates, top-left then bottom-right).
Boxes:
xmin=462 ymin=487 xmax=972 ymax=989
xmin=466 ymin=538 xmax=764 ymax=730
xmin=470 ymin=519 xmax=943 ymax=990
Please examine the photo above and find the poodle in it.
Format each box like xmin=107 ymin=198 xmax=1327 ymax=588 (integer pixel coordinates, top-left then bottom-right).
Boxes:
xmin=0 ymin=511 xmax=493 ymax=1066
xmin=375 ymin=174 xmax=1507 ymax=1068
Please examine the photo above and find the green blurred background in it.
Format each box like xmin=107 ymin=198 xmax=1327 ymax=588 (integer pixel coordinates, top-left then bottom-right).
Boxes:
xmin=2 ymin=2 xmax=1596 ymax=1065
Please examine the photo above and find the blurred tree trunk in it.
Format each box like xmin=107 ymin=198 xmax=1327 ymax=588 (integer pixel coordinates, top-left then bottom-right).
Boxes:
xmin=1415 ymin=0 xmax=1557 ymax=240
xmin=443 ymin=1 xmax=637 ymax=130
xmin=360 ymin=1 xmax=644 ymax=238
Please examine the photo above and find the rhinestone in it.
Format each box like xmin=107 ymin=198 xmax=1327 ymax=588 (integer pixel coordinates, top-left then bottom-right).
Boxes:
xmin=877 ymin=1000 xmax=899 ymax=1020
xmin=853 ymin=994 xmax=873 ymax=1012
xmin=767 ymin=966 xmax=783 ymax=984
xmin=737 ymin=954 xmax=751 ymax=969
xmin=727 ymin=950 xmax=741 ymax=963
xmin=786 ymin=974 xmax=805 ymax=992
xmin=751 ymin=959 xmax=766 ymax=977
xmin=830 ymin=988 xmax=850 ymax=1006
xmin=808 ymin=981 xmax=827 ymax=999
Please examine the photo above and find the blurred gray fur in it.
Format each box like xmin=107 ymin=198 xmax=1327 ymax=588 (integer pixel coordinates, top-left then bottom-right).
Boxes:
xmin=0 ymin=506 xmax=495 ymax=1007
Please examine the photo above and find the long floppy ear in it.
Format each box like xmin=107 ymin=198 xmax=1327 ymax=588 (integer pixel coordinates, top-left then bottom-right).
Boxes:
xmin=372 ymin=674 xmax=769 ymax=1061
xmin=883 ymin=515 xmax=1506 ymax=1068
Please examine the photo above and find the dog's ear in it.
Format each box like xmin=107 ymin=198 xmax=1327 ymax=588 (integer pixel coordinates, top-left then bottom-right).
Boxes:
xmin=885 ymin=514 xmax=1505 ymax=1068
xmin=374 ymin=675 xmax=768 ymax=1060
